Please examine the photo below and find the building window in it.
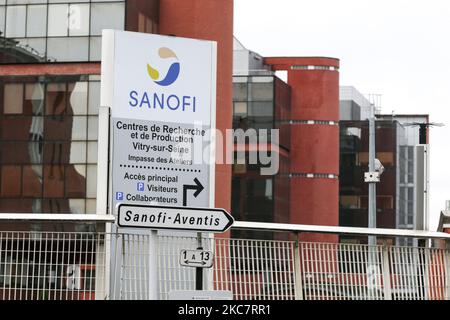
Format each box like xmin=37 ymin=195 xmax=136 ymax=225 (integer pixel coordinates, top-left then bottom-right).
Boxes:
xmin=90 ymin=3 xmax=125 ymax=36
xmin=234 ymin=102 xmax=247 ymax=117
xmin=0 ymin=1 xmax=126 ymax=63
xmin=3 ymin=83 xmax=24 ymax=114
xmin=0 ymin=75 xmax=100 ymax=214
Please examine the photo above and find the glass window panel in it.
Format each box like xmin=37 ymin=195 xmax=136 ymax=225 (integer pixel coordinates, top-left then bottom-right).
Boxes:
xmin=408 ymin=146 xmax=414 ymax=158
xmin=6 ymin=5 xmax=26 ymax=38
xmin=88 ymin=75 xmax=101 ymax=81
xmin=86 ymin=164 xmax=96 ymax=198
xmin=251 ymin=117 xmax=273 ymax=131
xmin=26 ymin=5 xmax=47 ymax=37
xmin=43 ymin=142 xmax=72 ymax=163
xmin=3 ymin=38 xmax=45 ymax=63
xmin=1 ymin=117 xmax=32 ymax=140
xmin=249 ymin=102 xmax=273 ymax=117
xmin=68 ymin=3 xmax=89 ymax=36
xmin=0 ymin=198 xmax=34 ymax=212
xmin=407 ymin=202 xmax=413 ymax=215
xmin=0 ymin=6 xmax=5 ymax=34
xmin=249 ymin=82 xmax=274 ymax=101
xmin=4 ymin=140 xmax=37 ymax=165
xmin=50 ymin=0 xmax=89 ymax=2
xmin=3 ymin=83 xmax=24 ymax=114
xmin=48 ymin=4 xmax=68 ymax=37
xmin=66 ymin=164 xmax=86 ymax=198
xmin=86 ymin=199 xmax=96 ymax=214
xmin=8 ymin=0 xmax=46 ymax=4
xmin=69 ymin=81 xmax=87 ymax=115
xmin=89 ymin=36 xmax=101 ymax=61
xmin=25 ymin=83 xmax=45 ymax=109
xmin=87 ymin=141 xmax=97 ymax=163
xmin=407 ymin=187 xmax=414 ymax=199
xmin=21 ymin=38 xmax=47 ymax=61
xmin=22 ymin=132 xmax=38 ymax=161
xmin=399 ymin=198 xmax=405 ymax=214
xmin=234 ymin=102 xmax=247 ymax=116
xmin=90 ymin=3 xmax=125 ymax=36
xmin=71 ymin=116 xmax=87 ymax=140
xmin=407 ymin=213 xmax=413 ymax=225
xmin=68 ymin=199 xmax=85 ymax=214
xmin=87 ymin=116 xmax=98 ymax=140
xmin=88 ymin=81 xmax=100 ymax=115
xmin=73 ymin=164 xmax=86 ymax=179
xmin=400 ymin=146 xmax=406 ymax=158
xmin=45 ymin=83 xmax=67 ymax=115
xmin=399 ymin=165 xmax=405 ymax=184
xmin=233 ymin=83 xmax=247 ymax=100
xmin=47 ymin=37 xmax=89 ymax=62
xmin=407 ymin=160 xmax=413 ymax=183
xmin=69 ymin=141 xmax=86 ymax=163
xmin=43 ymin=165 xmax=65 ymax=197
xmin=1 ymin=165 xmax=22 ymax=197
xmin=22 ymin=165 xmax=43 ymax=197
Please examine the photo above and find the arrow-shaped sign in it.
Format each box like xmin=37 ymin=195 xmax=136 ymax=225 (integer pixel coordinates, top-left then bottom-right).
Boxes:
xmin=117 ymin=204 xmax=234 ymax=233
xmin=183 ymin=178 xmax=204 ymax=206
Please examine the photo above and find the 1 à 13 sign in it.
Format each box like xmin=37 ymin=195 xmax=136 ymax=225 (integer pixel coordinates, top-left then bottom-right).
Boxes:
xmin=180 ymin=249 xmax=214 ymax=268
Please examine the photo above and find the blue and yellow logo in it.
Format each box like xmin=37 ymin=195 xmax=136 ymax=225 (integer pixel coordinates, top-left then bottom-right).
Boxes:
xmin=147 ymin=47 xmax=180 ymax=86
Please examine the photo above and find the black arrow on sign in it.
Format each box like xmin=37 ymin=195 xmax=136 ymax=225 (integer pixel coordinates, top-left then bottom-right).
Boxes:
xmin=184 ymin=260 xmax=207 ymax=266
xmin=182 ymin=178 xmax=204 ymax=206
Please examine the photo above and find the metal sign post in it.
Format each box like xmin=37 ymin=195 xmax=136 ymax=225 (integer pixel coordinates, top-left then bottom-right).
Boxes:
xmin=196 ymin=232 xmax=203 ymax=290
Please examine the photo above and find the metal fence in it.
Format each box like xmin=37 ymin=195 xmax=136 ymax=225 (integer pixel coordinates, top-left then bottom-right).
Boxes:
xmin=110 ymin=234 xmax=297 ymax=300
xmin=0 ymin=231 xmax=107 ymax=300
xmin=0 ymin=230 xmax=449 ymax=300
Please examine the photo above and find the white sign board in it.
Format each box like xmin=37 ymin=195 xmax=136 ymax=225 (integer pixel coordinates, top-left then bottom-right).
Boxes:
xmin=101 ymin=30 xmax=217 ymax=213
xmin=180 ymin=249 xmax=214 ymax=268
xmin=117 ymin=204 xmax=234 ymax=232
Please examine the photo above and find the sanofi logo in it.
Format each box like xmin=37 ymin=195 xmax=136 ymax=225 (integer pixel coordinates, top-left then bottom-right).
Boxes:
xmin=128 ymin=47 xmax=197 ymax=113
xmin=147 ymin=47 xmax=180 ymax=86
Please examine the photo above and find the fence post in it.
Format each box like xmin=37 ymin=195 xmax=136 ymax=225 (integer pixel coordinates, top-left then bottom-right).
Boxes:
xmin=381 ymin=243 xmax=392 ymax=300
xmin=293 ymin=233 xmax=303 ymax=300
xmin=445 ymin=240 xmax=450 ymax=300
xmin=94 ymin=223 xmax=109 ymax=300
xmin=148 ymin=230 xmax=159 ymax=300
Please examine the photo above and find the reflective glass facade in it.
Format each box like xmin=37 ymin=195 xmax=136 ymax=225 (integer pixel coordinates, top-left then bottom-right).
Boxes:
xmin=0 ymin=75 xmax=100 ymax=213
xmin=0 ymin=0 xmax=159 ymax=218
xmin=339 ymin=120 xmax=399 ymax=243
xmin=0 ymin=1 xmax=126 ymax=63
xmin=231 ymin=75 xmax=291 ymax=239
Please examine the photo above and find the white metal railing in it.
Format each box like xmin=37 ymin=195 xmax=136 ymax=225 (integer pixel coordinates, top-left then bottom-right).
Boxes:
xmin=0 ymin=231 xmax=106 ymax=300
xmin=213 ymin=238 xmax=296 ymax=300
xmin=0 ymin=217 xmax=449 ymax=300
xmin=110 ymin=235 xmax=296 ymax=300
xmin=108 ymin=234 xmax=449 ymax=300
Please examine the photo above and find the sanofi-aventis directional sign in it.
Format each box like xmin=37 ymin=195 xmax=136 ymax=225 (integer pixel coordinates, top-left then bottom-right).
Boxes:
xmin=117 ymin=204 xmax=234 ymax=233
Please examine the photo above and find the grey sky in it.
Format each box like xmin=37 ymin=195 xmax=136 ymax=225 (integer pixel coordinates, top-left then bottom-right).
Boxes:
xmin=233 ymin=0 xmax=450 ymax=230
